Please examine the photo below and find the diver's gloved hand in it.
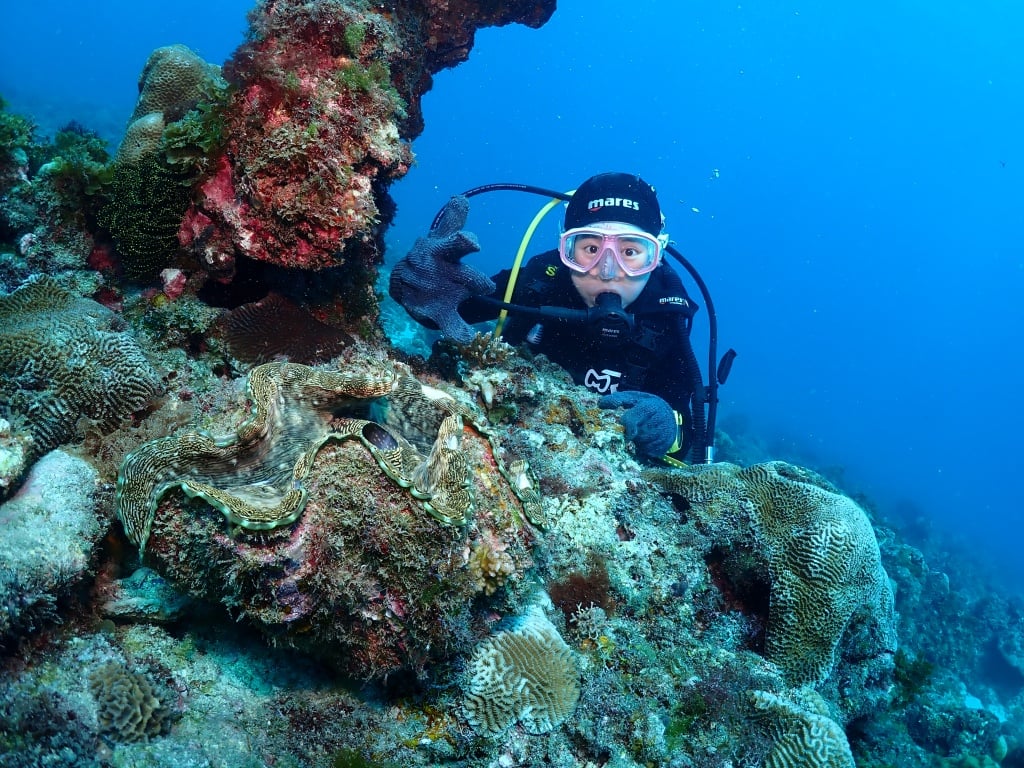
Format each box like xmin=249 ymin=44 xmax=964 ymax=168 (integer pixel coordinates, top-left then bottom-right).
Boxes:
xmin=599 ymin=391 xmax=680 ymax=459
xmin=388 ymin=195 xmax=495 ymax=344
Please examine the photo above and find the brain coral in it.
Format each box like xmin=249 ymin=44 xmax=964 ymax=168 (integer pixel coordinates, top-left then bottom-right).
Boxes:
xmin=0 ymin=278 xmax=161 ymax=466
xmin=463 ymin=606 xmax=580 ymax=735
xmin=88 ymin=662 xmax=170 ymax=742
xmin=645 ymin=461 xmax=896 ymax=687
xmin=751 ymin=688 xmax=855 ymax=768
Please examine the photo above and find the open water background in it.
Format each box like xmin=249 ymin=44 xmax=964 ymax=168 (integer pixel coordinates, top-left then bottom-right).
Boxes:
xmin=2 ymin=1 xmax=1022 ymax=586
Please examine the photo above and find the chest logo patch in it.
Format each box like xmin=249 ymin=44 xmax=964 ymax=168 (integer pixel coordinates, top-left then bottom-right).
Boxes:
xmin=584 ymin=368 xmax=622 ymax=393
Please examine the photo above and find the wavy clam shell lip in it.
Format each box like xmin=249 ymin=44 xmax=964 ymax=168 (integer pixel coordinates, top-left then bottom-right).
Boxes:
xmin=115 ymin=359 xmax=543 ymax=552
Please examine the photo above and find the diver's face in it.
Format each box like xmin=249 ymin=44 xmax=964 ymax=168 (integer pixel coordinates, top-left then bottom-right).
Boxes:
xmin=565 ymin=222 xmax=656 ymax=308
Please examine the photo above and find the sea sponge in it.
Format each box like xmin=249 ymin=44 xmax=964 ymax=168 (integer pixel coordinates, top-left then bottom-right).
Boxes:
xmin=751 ymin=688 xmax=855 ymax=768
xmin=0 ymin=277 xmax=161 ymax=464
xmin=463 ymin=607 xmax=580 ymax=735
xmin=88 ymin=662 xmax=170 ymax=742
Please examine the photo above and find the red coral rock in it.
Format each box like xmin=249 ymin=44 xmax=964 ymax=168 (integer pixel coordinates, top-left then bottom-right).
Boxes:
xmin=178 ymin=0 xmax=555 ymax=289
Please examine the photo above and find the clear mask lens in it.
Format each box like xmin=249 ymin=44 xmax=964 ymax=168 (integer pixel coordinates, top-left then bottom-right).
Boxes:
xmin=559 ymin=228 xmax=661 ymax=276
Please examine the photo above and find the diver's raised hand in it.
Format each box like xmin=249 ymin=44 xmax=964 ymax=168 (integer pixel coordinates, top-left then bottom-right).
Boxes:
xmin=599 ymin=391 xmax=681 ymax=459
xmin=388 ymin=195 xmax=495 ymax=344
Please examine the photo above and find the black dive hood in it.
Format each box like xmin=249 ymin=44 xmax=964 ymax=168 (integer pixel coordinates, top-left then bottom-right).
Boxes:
xmin=430 ymin=183 xmax=737 ymax=463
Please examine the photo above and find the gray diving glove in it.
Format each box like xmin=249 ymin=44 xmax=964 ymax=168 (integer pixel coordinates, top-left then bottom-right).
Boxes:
xmin=388 ymin=195 xmax=496 ymax=344
xmin=599 ymin=391 xmax=682 ymax=459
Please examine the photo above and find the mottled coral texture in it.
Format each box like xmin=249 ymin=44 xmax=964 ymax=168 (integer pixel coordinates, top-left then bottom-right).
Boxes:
xmin=0 ymin=278 xmax=161 ymax=467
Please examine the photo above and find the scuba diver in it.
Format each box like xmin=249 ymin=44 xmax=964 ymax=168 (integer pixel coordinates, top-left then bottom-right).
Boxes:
xmin=389 ymin=171 xmax=734 ymax=465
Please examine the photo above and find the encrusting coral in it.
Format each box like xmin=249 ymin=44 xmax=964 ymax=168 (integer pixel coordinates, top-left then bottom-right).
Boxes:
xmin=645 ymin=461 xmax=897 ymax=687
xmin=0 ymin=277 xmax=161 ymax=473
xmin=462 ymin=605 xmax=580 ymax=736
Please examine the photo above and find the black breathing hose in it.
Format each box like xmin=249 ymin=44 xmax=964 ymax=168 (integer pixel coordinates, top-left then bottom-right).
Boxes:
xmin=663 ymin=245 xmax=722 ymax=462
xmin=430 ymin=184 xmax=572 ymax=231
xmin=678 ymin=322 xmax=708 ymax=462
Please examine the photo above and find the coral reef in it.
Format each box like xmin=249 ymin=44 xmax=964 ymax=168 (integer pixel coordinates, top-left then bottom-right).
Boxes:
xmin=0 ymin=95 xmax=34 ymax=192
xmin=0 ymin=120 xmax=111 ymax=291
xmin=0 ymin=277 xmax=161 ymax=477
xmin=1 ymin=341 xmax=1022 ymax=766
xmin=645 ymin=461 xmax=898 ymax=688
xmin=462 ymin=605 xmax=580 ymax=736
xmin=7 ymin=4 xmax=1022 ymax=768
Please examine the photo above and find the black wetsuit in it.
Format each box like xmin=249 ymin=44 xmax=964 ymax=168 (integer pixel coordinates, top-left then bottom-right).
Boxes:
xmin=461 ymin=250 xmax=707 ymax=461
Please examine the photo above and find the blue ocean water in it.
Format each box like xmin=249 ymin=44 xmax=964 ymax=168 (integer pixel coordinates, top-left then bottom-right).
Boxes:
xmin=2 ymin=2 xmax=1022 ymax=584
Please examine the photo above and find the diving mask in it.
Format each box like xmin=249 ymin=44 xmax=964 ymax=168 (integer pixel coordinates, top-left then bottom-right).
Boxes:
xmin=558 ymin=225 xmax=664 ymax=277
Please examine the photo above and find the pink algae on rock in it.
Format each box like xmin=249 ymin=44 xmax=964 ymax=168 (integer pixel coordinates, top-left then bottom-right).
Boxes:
xmin=180 ymin=0 xmax=555 ymax=278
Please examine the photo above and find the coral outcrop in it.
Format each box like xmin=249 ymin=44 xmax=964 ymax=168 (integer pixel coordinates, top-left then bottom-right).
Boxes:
xmin=0 ymin=277 xmax=161 ymax=475
xmin=645 ymin=461 xmax=898 ymax=688
xmin=99 ymin=45 xmax=228 ymax=280
xmin=0 ymin=450 xmax=103 ymax=651
xmin=178 ymin=0 xmax=555 ymax=312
